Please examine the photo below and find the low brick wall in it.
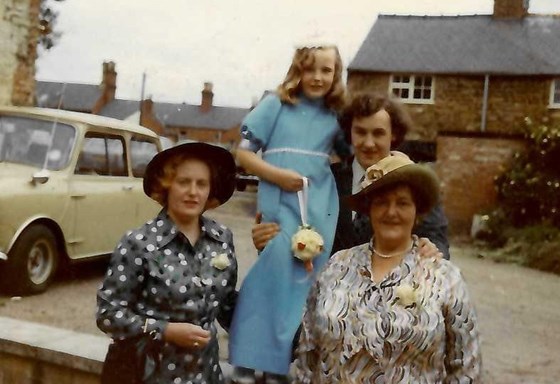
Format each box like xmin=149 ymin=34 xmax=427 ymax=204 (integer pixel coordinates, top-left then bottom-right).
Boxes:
xmin=435 ymin=132 xmax=526 ymax=234
xmin=0 ymin=317 xmax=107 ymax=384
xmin=0 ymin=316 xmax=236 ymax=383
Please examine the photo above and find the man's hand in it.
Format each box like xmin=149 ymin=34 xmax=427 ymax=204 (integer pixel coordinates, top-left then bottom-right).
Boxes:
xmin=418 ymin=237 xmax=443 ymax=259
xmin=252 ymin=212 xmax=280 ymax=251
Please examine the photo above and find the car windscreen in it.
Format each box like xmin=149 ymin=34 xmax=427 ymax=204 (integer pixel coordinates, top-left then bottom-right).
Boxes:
xmin=0 ymin=115 xmax=77 ymax=170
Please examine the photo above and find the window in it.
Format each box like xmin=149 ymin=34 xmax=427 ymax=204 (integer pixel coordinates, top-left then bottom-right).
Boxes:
xmin=550 ymin=79 xmax=560 ymax=108
xmin=130 ymin=137 xmax=159 ymax=177
xmin=75 ymin=133 xmax=127 ymax=176
xmin=0 ymin=116 xmax=76 ymax=170
xmin=390 ymin=74 xmax=434 ymax=103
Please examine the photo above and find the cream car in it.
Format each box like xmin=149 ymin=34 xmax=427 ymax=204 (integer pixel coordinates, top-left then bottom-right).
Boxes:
xmin=0 ymin=107 xmax=162 ymax=294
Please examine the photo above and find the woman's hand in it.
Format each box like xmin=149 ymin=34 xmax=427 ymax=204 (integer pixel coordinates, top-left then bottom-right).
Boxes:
xmin=163 ymin=322 xmax=211 ymax=349
xmin=252 ymin=212 xmax=280 ymax=251
xmin=276 ymin=169 xmax=304 ymax=192
xmin=418 ymin=237 xmax=443 ymax=259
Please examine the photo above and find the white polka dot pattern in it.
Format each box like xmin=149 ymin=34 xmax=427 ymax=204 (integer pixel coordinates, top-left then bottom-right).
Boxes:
xmin=96 ymin=210 xmax=238 ymax=383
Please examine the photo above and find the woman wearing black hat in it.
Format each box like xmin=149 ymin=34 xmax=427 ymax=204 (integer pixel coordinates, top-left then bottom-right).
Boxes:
xmin=293 ymin=154 xmax=482 ymax=383
xmin=96 ymin=142 xmax=238 ymax=383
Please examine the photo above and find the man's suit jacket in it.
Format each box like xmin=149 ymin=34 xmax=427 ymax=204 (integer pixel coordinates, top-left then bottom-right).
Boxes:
xmin=330 ymin=158 xmax=451 ymax=259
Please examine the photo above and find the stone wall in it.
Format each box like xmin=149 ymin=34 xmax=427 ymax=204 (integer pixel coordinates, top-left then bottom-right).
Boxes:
xmin=0 ymin=317 xmax=105 ymax=384
xmin=0 ymin=316 xmax=234 ymax=383
xmin=0 ymin=0 xmax=39 ymax=106
xmin=347 ymin=72 xmax=560 ymax=140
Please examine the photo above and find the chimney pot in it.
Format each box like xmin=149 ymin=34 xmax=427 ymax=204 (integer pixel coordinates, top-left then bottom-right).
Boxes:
xmin=493 ymin=0 xmax=529 ymax=19
xmin=200 ymin=82 xmax=214 ymax=113
xmin=101 ymin=61 xmax=117 ymax=101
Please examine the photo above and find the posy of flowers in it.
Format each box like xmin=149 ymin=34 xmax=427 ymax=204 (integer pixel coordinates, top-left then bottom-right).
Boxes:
xmin=291 ymin=224 xmax=324 ymax=272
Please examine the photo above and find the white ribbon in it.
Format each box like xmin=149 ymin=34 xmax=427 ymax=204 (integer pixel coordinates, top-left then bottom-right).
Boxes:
xmin=297 ymin=177 xmax=309 ymax=226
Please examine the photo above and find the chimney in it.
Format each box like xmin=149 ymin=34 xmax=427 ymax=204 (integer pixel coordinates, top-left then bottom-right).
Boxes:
xmin=101 ymin=61 xmax=117 ymax=101
xmin=140 ymin=97 xmax=154 ymax=119
xmin=493 ymin=0 xmax=529 ymax=19
xmin=200 ymin=82 xmax=214 ymax=113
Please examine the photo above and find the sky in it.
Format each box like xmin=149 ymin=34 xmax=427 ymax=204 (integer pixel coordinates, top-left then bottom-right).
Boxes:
xmin=36 ymin=0 xmax=559 ymax=108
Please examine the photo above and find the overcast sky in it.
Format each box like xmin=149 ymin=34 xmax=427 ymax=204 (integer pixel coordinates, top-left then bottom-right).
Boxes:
xmin=36 ymin=0 xmax=559 ymax=108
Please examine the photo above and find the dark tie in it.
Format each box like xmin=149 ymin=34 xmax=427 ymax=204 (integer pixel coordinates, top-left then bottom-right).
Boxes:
xmin=353 ymin=210 xmax=371 ymax=245
xmin=352 ymin=174 xmax=371 ymax=244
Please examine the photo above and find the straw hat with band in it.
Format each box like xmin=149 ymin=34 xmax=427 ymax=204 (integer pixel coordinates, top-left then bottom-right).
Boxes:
xmin=347 ymin=155 xmax=440 ymax=216
xmin=143 ymin=142 xmax=236 ymax=207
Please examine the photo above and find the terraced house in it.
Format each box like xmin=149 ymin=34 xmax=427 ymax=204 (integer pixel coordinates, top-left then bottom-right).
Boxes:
xmin=36 ymin=62 xmax=249 ymax=149
xmin=130 ymin=82 xmax=249 ymax=148
xmin=348 ymin=0 xmax=560 ymax=232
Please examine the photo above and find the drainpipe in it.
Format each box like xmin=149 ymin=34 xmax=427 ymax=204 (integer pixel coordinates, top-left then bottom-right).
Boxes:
xmin=480 ymin=74 xmax=490 ymax=132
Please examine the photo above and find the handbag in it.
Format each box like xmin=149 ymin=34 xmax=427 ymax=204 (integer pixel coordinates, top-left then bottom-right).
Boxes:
xmin=101 ymin=334 xmax=162 ymax=384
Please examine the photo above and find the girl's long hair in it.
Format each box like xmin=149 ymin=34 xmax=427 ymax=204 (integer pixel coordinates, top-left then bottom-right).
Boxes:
xmin=277 ymin=45 xmax=346 ymax=112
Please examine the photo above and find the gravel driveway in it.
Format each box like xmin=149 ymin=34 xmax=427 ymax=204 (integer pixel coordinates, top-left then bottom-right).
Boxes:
xmin=1 ymin=191 xmax=559 ymax=383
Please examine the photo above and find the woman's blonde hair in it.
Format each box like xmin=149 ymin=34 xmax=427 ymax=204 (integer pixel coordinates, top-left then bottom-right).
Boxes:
xmin=277 ymin=45 xmax=346 ymax=112
xmin=149 ymin=153 xmax=218 ymax=206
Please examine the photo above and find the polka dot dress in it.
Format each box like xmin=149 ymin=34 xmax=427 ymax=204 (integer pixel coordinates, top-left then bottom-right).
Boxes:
xmin=97 ymin=209 xmax=238 ymax=384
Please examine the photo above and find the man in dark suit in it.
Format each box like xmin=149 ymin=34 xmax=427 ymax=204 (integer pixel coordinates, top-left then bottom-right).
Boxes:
xmin=252 ymin=92 xmax=450 ymax=259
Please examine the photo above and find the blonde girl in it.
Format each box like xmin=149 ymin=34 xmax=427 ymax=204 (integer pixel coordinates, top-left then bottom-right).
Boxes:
xmin=229 ymin=45 xmax=348 ymax=383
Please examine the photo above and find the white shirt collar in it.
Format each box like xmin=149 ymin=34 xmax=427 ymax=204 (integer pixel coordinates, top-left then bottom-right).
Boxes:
xmin=352 ymin=157 xmax=366 ymax=195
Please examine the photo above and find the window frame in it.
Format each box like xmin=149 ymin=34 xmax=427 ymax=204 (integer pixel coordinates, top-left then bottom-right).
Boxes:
xmin=389 ymin=74 xmax=435 ymax=105
xmin=129 ymin=136 xmax=160 ymax=178
xmin=549 ymin=78 xmax=560 ymax=109
xmin=74 ymin=132 xmax=128 ymax=177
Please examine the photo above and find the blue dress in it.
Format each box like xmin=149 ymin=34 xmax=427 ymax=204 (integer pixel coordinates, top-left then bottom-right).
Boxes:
xmin=229 ymin=94 xmax=341 ymax=374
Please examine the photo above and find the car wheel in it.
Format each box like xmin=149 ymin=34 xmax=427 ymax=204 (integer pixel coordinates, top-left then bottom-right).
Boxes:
xmin=4 ymin=225 xmax=59 ymax=295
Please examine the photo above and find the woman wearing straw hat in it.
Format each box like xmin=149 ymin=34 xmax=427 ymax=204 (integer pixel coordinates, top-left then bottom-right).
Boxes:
xmin=293 ymin=154 xmax=482 ymax=383
xmin=96 ymin=142 xmax=238 ymax=383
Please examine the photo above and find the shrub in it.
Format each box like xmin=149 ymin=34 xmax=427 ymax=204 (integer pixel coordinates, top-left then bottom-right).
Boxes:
xmin=494 ymin=118 xmax=560 ymax=227
xmin=478 ymin=224 xmax=560 ymax=275
xmin=479 ymin=118 xmax=560 ymax=275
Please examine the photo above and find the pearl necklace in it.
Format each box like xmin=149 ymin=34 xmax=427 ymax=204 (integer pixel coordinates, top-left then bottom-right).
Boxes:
xmin=371 ymin=239 xmax=414 ymax=259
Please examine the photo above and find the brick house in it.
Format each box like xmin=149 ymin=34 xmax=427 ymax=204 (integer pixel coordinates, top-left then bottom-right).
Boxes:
xmin=0 ymin=0 xmax=40 ymax=106
xmin=36 ymin=61 xmax=117 ymax=114
xmin=347 ymin=0 xmax=560 ymax=233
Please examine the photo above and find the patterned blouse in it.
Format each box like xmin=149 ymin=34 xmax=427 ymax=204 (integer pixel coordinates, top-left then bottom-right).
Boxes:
xmin=96 ymin=209 xmax=238 ymax=384
xmin=293 ymin=241 xmax=481 ymax=383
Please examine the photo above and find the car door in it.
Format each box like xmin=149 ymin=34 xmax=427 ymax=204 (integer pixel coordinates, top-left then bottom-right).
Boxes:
xmin=67 ymin=131 xmax=137 ymax=259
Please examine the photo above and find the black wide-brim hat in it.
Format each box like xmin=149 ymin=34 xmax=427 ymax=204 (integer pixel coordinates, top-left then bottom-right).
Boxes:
xmin=347 ymin=154 xmax=440 ymax=216
xmin=143 ymin=142 xmax=236 ymax=206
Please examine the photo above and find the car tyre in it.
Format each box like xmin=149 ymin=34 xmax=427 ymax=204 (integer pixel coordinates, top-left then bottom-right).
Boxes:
xmin=3 ymin=225 xmax=59 ymax=295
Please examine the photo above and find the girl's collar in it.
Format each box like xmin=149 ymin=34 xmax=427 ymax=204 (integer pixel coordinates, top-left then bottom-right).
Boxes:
xmin=298 ymin=92 xmax=325 ymax=107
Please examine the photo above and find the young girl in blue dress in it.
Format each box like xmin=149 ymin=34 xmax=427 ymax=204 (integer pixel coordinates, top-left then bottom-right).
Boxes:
xmin=229 ymin=44 xmax=348 ymax=383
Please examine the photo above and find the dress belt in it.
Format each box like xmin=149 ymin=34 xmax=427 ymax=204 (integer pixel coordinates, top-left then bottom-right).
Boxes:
xmin=263 ymin=147 xmax=330 ymax=158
